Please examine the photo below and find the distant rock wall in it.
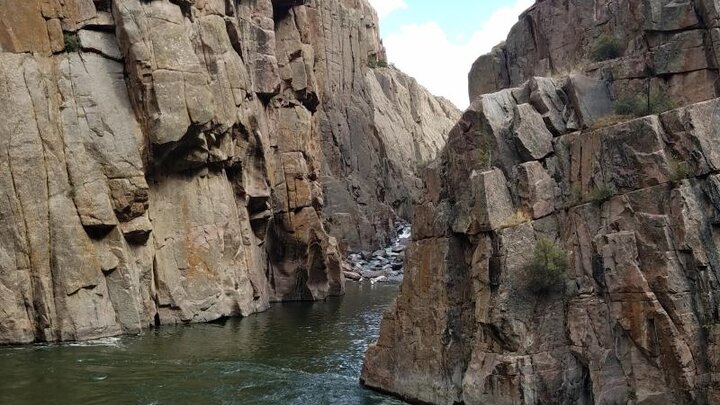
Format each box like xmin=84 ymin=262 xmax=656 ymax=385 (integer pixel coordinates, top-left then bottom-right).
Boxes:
xmin=469 ymin=0 xmax=720 ymax=106
xmin=0 ymin=0 xmax=457 ymax=344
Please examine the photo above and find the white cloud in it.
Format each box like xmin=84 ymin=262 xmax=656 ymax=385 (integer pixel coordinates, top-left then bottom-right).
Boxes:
xmin=382 ymin=0 xmax=533 ymax=109
xmin=368 ymin=0 xmax=408 ymax=19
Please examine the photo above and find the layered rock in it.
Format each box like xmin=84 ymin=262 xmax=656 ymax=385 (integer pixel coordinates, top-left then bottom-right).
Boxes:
xmin=362 ymin=72 xmax=720 ymax=403
xmin=0 ymin=0 xmax=456 ymax=344
xmin=469 ymin=0 xmax=720 ymax=107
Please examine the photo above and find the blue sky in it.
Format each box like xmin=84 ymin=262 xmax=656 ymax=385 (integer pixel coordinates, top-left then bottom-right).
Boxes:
xmin=368 ymin=0 xmax=533 ymax=108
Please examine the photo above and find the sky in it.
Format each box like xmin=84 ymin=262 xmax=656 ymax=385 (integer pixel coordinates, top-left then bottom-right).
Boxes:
xmin=368 ymin=0 xmax=533 ymax=109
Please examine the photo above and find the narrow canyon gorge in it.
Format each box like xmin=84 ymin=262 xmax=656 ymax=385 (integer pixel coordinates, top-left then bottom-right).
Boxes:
xmin=1 ymin=0 xmax=720 ymax=404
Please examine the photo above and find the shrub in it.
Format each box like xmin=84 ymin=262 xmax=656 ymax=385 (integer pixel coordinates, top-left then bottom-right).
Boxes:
xmin=478 ymin=146 xmax=491 ymax=169
xmin=587 ymin=185 xmax=614 ymax=206
xmin=669 ymin=158 xmax=691 ymax=184
xmin=571 ymin=184 xmax=614 ymax=206
xmin=614 ymin=92 xmax=676 ymax=117
xmin=591 ymin=35 xmax=622 ymax=62
xmin=368 ymin=59 xmax=389 ymax=69
xmin=614 ymin=96 xmax=643 ymax=116
xmin=526 ymin=239 xmax=568 ymax=295
xmin=504 ymin=210 xmax=531 ymax=228
xmin=64 ymin=32 xmax=80 ymax=52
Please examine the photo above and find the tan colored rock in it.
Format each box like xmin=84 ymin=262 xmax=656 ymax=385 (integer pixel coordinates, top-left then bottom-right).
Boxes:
xmin=0 ymin=0 xmax=457 ymax=345
xmin=0 ymin=0 xmax=51 ymax=53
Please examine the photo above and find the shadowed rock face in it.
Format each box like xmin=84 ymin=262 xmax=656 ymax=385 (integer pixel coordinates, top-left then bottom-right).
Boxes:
xmin=0 ymin=0 xmax=457 ymax=344
xmin=363 ymin=72 xmax=720 ymax=403
xmin=469 ymin=0 xmax=720 ymax=107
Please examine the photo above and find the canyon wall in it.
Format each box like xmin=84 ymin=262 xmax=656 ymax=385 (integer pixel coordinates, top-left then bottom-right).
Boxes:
xmin=469 ymin=0 xmax=720 ymax=106
xmin=0 ymin=0 xmax=457 ymax=344
xmin=363 ymin=1 xmax=720 ymax=404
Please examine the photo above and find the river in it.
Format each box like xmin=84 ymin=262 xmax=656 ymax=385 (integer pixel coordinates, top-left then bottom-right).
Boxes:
xmin=0 ymin=283 xmax=405 ymax=405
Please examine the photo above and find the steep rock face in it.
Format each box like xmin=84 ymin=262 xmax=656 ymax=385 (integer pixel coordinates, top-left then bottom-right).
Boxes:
xmin=469 ymin=0 xmax=720 ymax=106
xmin=0 ymin=0 xmax=455 ymax=344
xmin=362 ymin=74 xmax=720 ymax=404
xmin=322 ymin=66 xmax=459 ymax=251
xmin=305 ymin=1 xmax=460 ymax=250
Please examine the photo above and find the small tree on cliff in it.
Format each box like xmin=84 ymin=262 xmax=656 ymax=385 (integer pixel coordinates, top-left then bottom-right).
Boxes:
xmin=526 ymin=238 xmax=568 ymax=295
xmin=591 ymin=35 xmax=622 ymax=62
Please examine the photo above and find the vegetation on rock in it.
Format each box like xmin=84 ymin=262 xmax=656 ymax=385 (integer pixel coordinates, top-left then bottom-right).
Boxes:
xmin=478 ymin=143 xmax=492 ymax=169
xmin=526 ymin=238 xmax=568 ymax=295
xmin=368 ymin=59 xmax=389 ymax=69
xmin=590 ymin=35 xmax=622 ymax=62
xmin=669 ymin=158 xmax=691 ymax=184
xmin=614 ymin=92 xmax=676 ymax=117
xmin=63 ymin=32 xmax=80 ymax=52
xmin=572 ymin=184 xmax=614 ymax=206
xmin=503 ymin=210 xmax=530 ymax=228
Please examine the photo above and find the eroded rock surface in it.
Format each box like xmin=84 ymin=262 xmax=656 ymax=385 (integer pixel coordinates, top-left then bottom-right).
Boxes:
xmin=363 ymin=72 xmax=720 ymax=403
xmin=469 ymin=0 xmax=720 ymax=107
xmin=365 ymin=3 xmax=720 ymax=401
xmin=0 ymin=0 xmax=457 ymax=344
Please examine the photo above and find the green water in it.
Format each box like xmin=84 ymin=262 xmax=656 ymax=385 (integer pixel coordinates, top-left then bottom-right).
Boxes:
xmin=0 ymin=283 xmax=404 ymax=405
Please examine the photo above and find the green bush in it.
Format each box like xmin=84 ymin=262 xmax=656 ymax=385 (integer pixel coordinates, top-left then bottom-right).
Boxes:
xmin=368 ymin=59 xmax=389 ymax=69
xmin=64 ymin=32 xmax=80 ymax=52
xmin=669 ymin=158 xmax=691 ymax=184
xmin=526 ymin=239 xmax=568 ymax=295
xmin=591 ymin=35 xmax=622 ymax=62
xmin=614 ymin=92 xmax=676 ymax=117
xmin=478 ymin=147 xmax=491 ymax=169
xmin=587 ymin=185 xmax=614 ymax=206
xmin=571 ymin=184 xmax=614 ymax=206
xmin=613 ymin=97 xmax=642 ymax=116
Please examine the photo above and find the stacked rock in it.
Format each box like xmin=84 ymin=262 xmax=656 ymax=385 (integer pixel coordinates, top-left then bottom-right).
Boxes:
xmin=343 ymin=222 xmax=410 ymax=283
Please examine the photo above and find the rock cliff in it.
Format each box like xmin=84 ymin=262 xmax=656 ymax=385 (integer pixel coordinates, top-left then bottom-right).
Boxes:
xmin=0 ymin=0 xmax=457 ymax=344
xmin=469 ymin=0 xmax=720 ymax=107
xmin=363 ymin=1 xmax=720 ymax=404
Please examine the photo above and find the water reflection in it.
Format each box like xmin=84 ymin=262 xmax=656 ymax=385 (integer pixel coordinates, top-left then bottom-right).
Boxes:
xmin=0 ymin=283 xmax=404 ymax=405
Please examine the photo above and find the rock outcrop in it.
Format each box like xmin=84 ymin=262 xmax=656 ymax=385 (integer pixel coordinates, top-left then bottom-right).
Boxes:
xmin=364 ymin=74 xmax=720 ymax=405
xmin=363 ymin=2 xmax=720 ymax=402
xmin=469 ymin=0 xmax=720 ymax=107
xmin=0 ymin=0 xmax=457 ymax=344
